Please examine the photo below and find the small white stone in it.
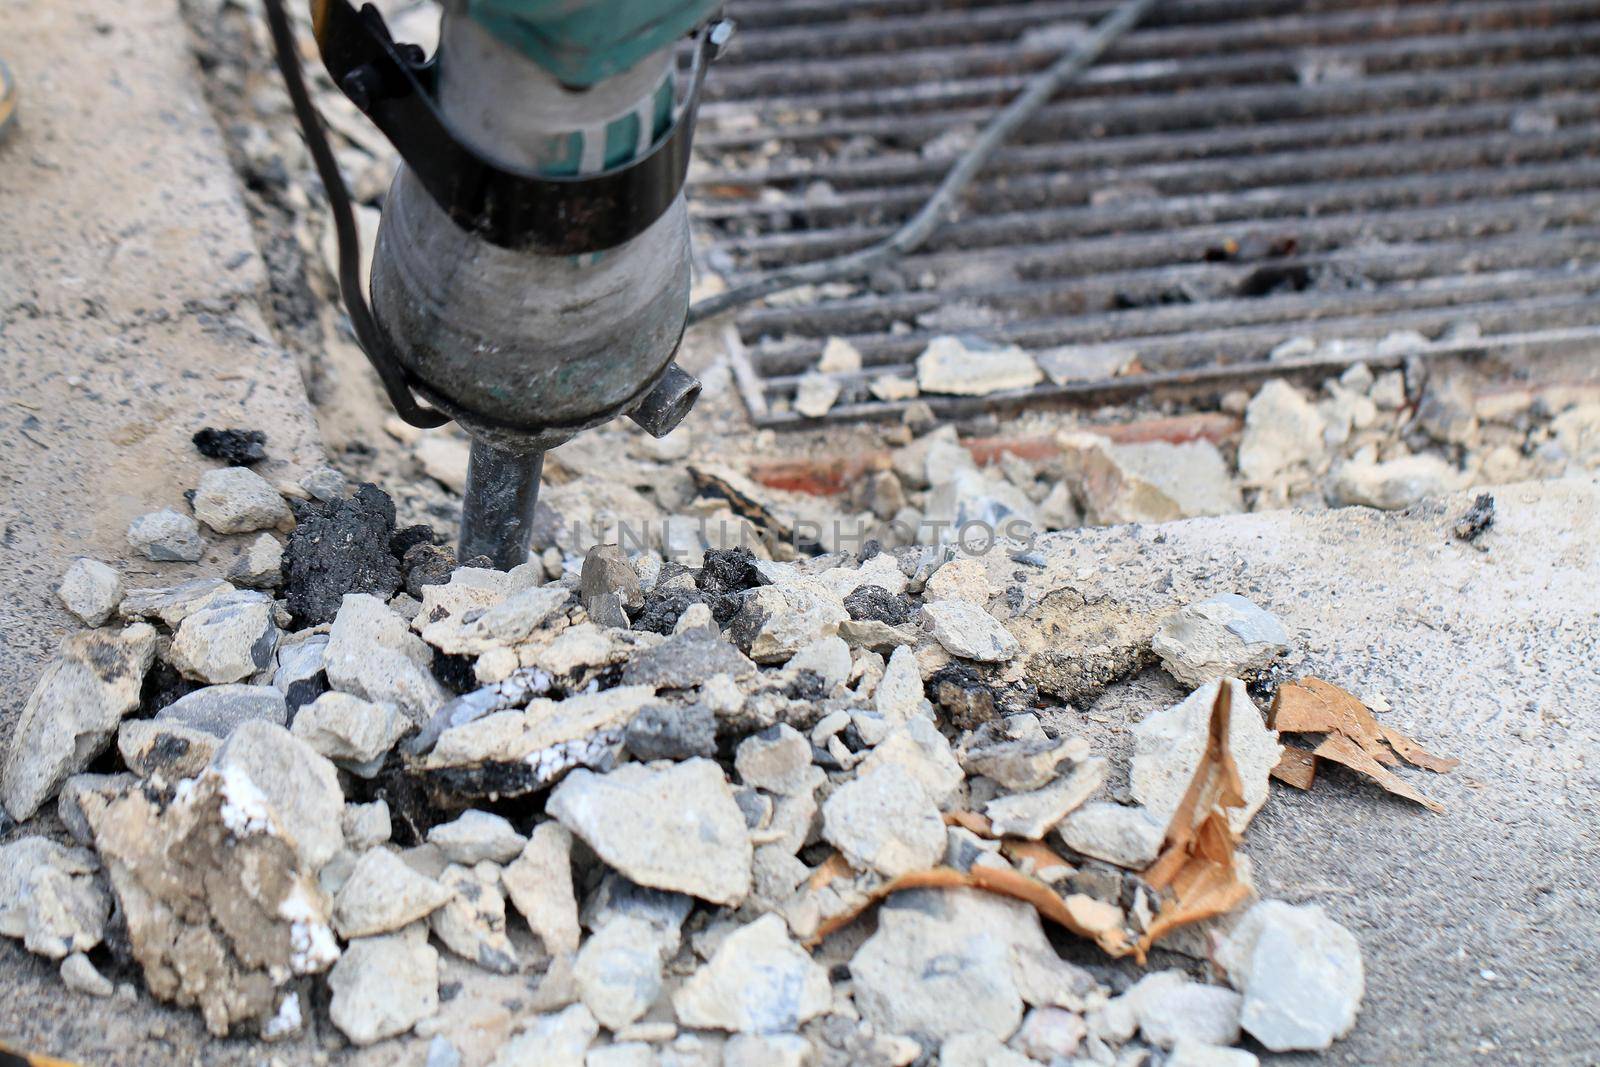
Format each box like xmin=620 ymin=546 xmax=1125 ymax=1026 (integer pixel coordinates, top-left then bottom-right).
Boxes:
xmin=822 ymin=764 xmax=946 ymax=878
xmin=1215 ymin=900 xmax=1364 ymax=1051
xmin=126 ymin=508 xmax=205 ymax=562
xmin=226 ymin=533 xmax=284 ymax=590
xmin=916 ymin=336 xmax=1043 ymax=396
xmin=342 ymin=801 xmax=391 ymax=851
xmin=489 ymin=1004 xmax=598 ymax=1067
xmin=1167 ymin=1039 xmax=1260 ymax=1067
xmin=334 ymin=848 xmax=453 ymax=938
xmin=574 ymin=916 xmax=664 ymax=1030
xmin=503 ymin=822 xmax=581 ymax=955
xmin=428 ymin=810 xmax=528 ymax=865
xmin=794 ymin=373 xmax=842 ymax=418
xmin=1152 ymin=594 xmax=1289 ymax=687
xmin=984 ymin=758 xmax=1107 ymax=840
xmin=328 ymin=929 xmax=440 ymax=1046
xmin=60 ymin=952 xmax=114 ymax=997
xmin=1057 ymin=802 xmax=1166 ymax=868
xmin=56 ymin=559 xmax=122 ymax=626
xmin=734 ymin=725 xmax=815 ymax=797
xmin=292 ymin=691 xmax=407 ymax=765
xmin=192 ymin=466 xmax=293 ymax=534
xmin=672 ymin=914 xmax=831 ymax=1033
xmin=167 ymin=591 xmax=279 ymax=685
xmin=921 ymin=600 xmax=1019 ymax=663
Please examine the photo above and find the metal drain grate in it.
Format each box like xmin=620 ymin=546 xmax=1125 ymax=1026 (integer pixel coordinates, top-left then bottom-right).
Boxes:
xmin=688 ymin=0 xmax=1600 ymax=427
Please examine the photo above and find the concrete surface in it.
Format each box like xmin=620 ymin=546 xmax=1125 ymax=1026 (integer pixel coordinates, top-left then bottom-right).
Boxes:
xmin=0 ymin=0 xmax=323 ymax=1061
xmin=984 ymin=476 xmax=1600 ymax=1065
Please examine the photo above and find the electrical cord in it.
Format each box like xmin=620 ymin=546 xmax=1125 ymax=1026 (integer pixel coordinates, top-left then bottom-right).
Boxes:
xmin=262 ymin=0 xmax=451 ymax=428
xmin=686 ymin=0 xmax=1160 ymax=325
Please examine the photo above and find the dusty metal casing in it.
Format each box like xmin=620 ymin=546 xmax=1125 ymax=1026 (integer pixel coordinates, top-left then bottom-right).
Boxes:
xmin=368 ymin=12 xmax=695 ymax=451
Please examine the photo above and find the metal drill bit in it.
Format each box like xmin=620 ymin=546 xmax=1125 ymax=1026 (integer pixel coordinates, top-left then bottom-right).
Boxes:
xmin=459 ymin=439 xmax=545 ymax=570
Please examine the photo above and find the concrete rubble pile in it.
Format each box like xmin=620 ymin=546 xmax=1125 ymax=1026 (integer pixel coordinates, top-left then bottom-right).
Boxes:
xmin=0 ymin=446 xmax=1419 ymax=1067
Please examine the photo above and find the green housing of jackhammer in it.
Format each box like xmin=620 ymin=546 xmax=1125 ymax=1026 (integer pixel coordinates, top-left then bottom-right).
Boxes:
xmin=466 ymin=0 xmax=721 ymax=87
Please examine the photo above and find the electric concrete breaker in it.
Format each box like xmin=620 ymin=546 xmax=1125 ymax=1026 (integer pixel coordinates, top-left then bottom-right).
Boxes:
xmin=265 ymin=0 xmax=729 ymax=567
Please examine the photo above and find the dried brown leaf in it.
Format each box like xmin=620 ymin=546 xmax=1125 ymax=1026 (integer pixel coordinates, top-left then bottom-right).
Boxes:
xmin=1379 ymin=724 xmax=1461 ymax=774
xmin=1138 ymin=681 xmax=1251 ymax=960
xmin=1271 ymin=745 xmax=1318 ymax=790
xmin=1314 ymin=731 xmax=1445 ymax=814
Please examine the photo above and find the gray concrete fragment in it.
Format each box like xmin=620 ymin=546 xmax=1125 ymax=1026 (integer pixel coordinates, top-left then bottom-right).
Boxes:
xmin=574 ymin=916 xmax=664 ymax=1030
xmin=1 ymin=623 xmax=156 ymax=820
xmin=428 ymin=810 xmax=527 ymax=866
xmin=1125 ymin=970 xmax=1242 ymax=1049
xmin=430 ymin=863 xmax=518 ymax=974
xmin=502 ymin=822 xmax=581 ymax=955
xmin=1215 ymin=900 xmax=1364 ymax=1051
xmin=126 ymin=509 xmax=205 ymax=562
xmin=672 ymin=913 xmax=830 ymax=1033
xmin=1056 ymin=801 xmax=1166 ymax=869
xmin=734 ymin=724 xmax=815 ymax=796
xmin=921 ymin=599 xmax=1020 ymax=662
xmin=328 ymin=928 xmax=439 ymax=1045
xmin=0 ymin=837 xmax=108 ymax=960
xmin=118 ymin=720 xmax=219 ymax=780
xmin=226 ymin=532 xmax=284 ymax=590
xmin=984 ymin=757 xmax=1108 ymax=840
xmin=118 ymin=578 xmax=233 ymax=627
xmin=157 ymin=683 xmax=287 ymax=738
xmin=167 ymin=591 xmax=280 ymax=685
xmin=326 ymin=593 xmax=449 ymax=725
xmin=821 ymin=764 xmax=946 ymax=877
xmin=192 ymin=466 xmax=292 ymax=534
xmin=291 ymin=690 xmax=407 ymax=765
xmin=1151 ymin=593 xmax=1288 ymax=687
xmin=549 ymin=760 xmax=751 ymax=905
xmin=1131 ymin=679 xmax=1281 ymax=835
xmin=56 ymin=558 xmax=122 ymax=626
xmin=211 ymin=720 xmax=345 ymax=871
xmin=334 ymin=848 xmax=453 ymax=938
xmin=60 ymin=952 xmax=114 ymax=998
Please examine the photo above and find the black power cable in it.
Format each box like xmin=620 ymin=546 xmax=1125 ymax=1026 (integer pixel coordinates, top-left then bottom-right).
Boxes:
xmin=262 ymin=0 xmax=450 ymax=428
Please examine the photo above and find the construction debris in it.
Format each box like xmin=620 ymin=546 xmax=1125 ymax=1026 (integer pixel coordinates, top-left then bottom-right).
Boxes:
xmin=0 ymin=465 xmax=1398 ymax=1063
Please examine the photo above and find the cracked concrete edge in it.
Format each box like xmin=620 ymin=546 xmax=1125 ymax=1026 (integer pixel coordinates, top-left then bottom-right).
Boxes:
xmin=0 ymin=0 xmax=326 ymax=761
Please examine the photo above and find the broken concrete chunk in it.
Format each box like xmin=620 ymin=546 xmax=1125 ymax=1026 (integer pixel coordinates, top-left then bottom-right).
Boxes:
xmin=1013 ymin=1006 xmax=1086 ymax=1062
xmin=168 ymin=590 xmax=280 ymax=685
xmin=272 ymin=631 xmax=328 ymax=713
xmin=503 ymin=822 xmax=581 ymax=956
xmin=57 ymin=773 xmax=133 ymax=845
xmin=1152 ymin=594 xmax=1289 ymax=687
xmin=874 ymin=644 xmax=927 ymax=724
xmin=118 ymin=720 xmax=219 ymax=780
xmin=342 ymin=800 xmax=391 ymax=852
xmin=786 ymin=635 xmax=852 ymax=691
xmin=1125 ymin=970 xmax=1243 ymax=1049
xmin=724 ymin=1034 xmax=812 ymax=1067
xmin=1215 ymin=900 xmax=1364 ymax=1051
xmin=916 ymin=335 xmax=1044 ymax=396
xmin=575 ymin=915 xmax=664 ymax=1030
xmin=851 ymin=887 xmax=1051 ymax=1044
xmin=326 ymin=593 xmax=449 ymax=725
xmin=292 ymin=690 xmax=408 ymax=766
xmin=1167 ymin=1040 xmax=1260 ymax=1067
xmin=428 ymin=810 xmax=527 ymax=866
xmin=334 ymin=848 xmax=453 ymax=938
xmin=0 ymin=837 xmax=109 ymax=961
xmin=941 ymin=1032 xmax=1035 ymax=1067
xmin=672 ymin=913 xmax=831 ymax=1033
xmin=734 ymin=724 xmax=815 ymax=797
xmin=1132 ymin=679 xmax=1281 ymax=835
xmin=227 ymin=532 xmax=284 ymax=590
xmin=83 ymin=769 xmax=339 ymax=1036
xmin=729 ymin=580 xmax=849 ymax=664
xmin=193 ymin=466 xmax=293 ymax=534
xmin=1056 ymin=802 xmax=1165 ymax=869
xmin=1331 ymin=454 xmax=1462 ymax=510
xmin=157 ymin=683 xmax=287 ymax=738
xmin=581 ymin=544 xmax=644 ymax=613
xmin=960 ymin=731 xmax=1084 ymax=791
xmin=794 ymin=372 xmax=843 ymax=418
xmin=416 ymin=434 xmax=470 ymax=493
xmin=856 ymin=717 xmax=964 ymax=809
xmin=1059 ymin=433 xmax=1243 ymax=525
xmin=430 ymin=864 xmax=518 ymax=974
xmin=1 ymin=622 xmax=157 ymax=821
xmin=488 ymin=1003 xmax=597 ymax=1067
xmin=821 ymin=764 xmax=946 ymax=878
xmin=623 ymin=701 xmax=717 ymax=761
xmin=119 ymin=578 xmax=234 ymax=627
xmin=60 ymin=951 xmax=114 ymax=998
xmin=621 ymin=627 xmax=757 ymax=689
xmin=921 ymin=600 xmax=1019 ymax=663
xmin=1238 ymin=380 xmax=1326 ymax=486
xmin=548 ymin=759 xmax=751 ymax=905
xmin=300 ymin=465 xmax=347 ymax=502
xmin=127 ymin=508 xmax=206 ymax=562
xmin=424 ymin=584 xmax=572 ymax=655
xmin=923 ymin=557 xmax=991 ymax=604
xmin=328 ymin=928 xmax=439 ymax=1046
xmin=984 ymin=757 xmax=1107 ymax=840
xmin=56 ymin=558 xmax=122 ymax=626
xmin=212 ymin=720 xmax=346 ymax=871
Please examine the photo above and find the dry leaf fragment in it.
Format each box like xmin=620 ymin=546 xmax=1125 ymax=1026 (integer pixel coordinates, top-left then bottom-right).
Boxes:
xmin=1137 ymin=680 xmax=1251 ymax=960
xmin=1270 ymin=677 xmax=1455 ymax=811
xmin=1313 ymin=732 xmax=1445 ymax=814
xmin=1379 ymin=725 xmax=1460 ymax=774
xmin=1271 ymin=745 xmax=1318 ymax=790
